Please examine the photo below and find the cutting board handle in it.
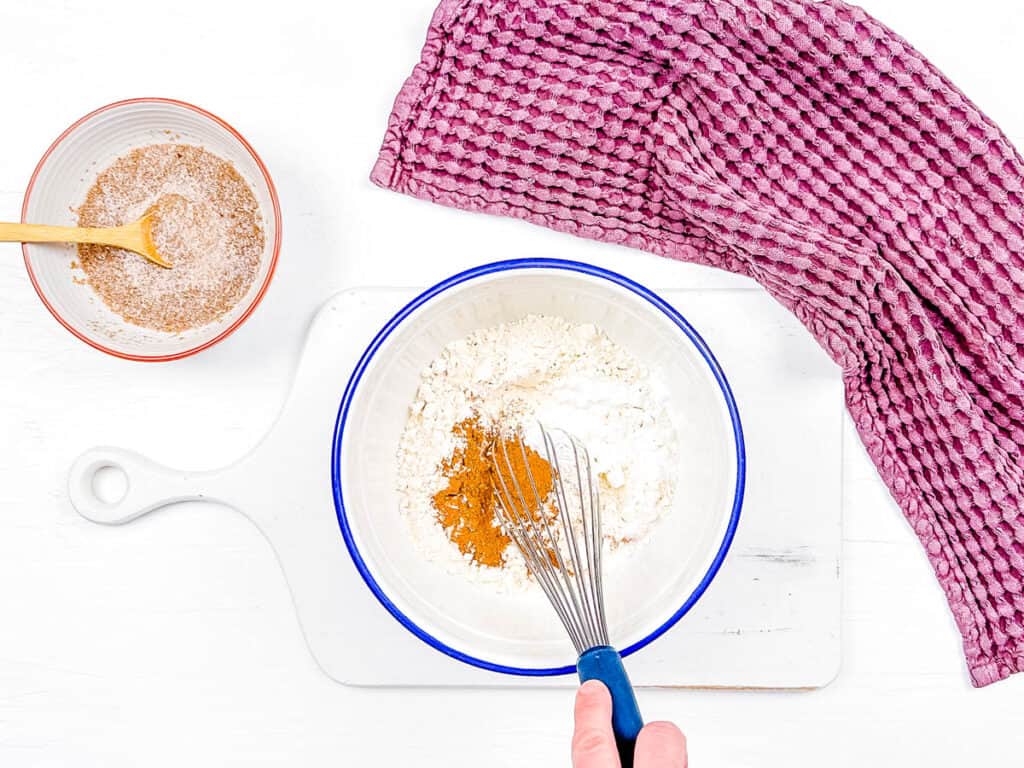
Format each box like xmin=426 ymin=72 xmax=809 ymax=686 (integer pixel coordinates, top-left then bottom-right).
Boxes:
xmin=68 ymin=446 xmax=234 ymax=525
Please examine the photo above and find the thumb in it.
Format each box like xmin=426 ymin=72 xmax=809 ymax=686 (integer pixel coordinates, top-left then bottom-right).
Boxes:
xmin=635 ymin=721 xmax=687 ymax=767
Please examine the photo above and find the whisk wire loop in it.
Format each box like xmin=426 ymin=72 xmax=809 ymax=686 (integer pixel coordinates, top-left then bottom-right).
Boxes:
xmin=540 ymin=429 xmax=593 ymax=649
xmin=492 ymin=437 xmax=586 ymax=652
xmin=544 ymin=429 xmax=602 ymax=651
xmin=491 ymin=423 xmax=610 ymax=654
xmin=590 ymin=455 xmax=610 ymax=642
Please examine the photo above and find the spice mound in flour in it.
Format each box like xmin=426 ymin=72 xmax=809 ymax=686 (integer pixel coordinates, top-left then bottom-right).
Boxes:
xmin=76 ymin=144 xmax=264 ymax=332
xmin=432 ymin=416 xmax=553 ymax=568
xmin=397 ymin=314 xmax=680 ymax=589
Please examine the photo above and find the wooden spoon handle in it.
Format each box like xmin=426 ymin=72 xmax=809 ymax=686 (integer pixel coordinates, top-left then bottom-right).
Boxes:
xmin=0 ymin=221 xmax=140 ymax=249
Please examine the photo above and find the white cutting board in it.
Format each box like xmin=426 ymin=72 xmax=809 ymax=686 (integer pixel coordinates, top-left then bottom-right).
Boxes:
xmin=68 ymin=286 xmax=842 ymax=689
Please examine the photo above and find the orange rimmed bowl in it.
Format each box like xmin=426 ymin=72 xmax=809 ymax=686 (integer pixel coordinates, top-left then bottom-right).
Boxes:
xmin=22 ymin=98 xmax=282 ymax=361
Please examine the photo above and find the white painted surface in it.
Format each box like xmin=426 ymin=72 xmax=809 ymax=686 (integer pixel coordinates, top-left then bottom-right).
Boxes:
xmin=1 ymin=0 xmax=1023 ymax=765
xmin=65 ymin=285 xmax=842 ymax=689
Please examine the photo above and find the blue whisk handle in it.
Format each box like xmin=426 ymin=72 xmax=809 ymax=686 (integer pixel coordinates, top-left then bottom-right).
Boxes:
xmin=577 ymin=646 xmax=644 ymax=767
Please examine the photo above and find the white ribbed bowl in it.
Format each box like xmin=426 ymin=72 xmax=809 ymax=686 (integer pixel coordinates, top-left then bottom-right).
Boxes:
xmin=22 ymin=99 xmax=281 ymax=361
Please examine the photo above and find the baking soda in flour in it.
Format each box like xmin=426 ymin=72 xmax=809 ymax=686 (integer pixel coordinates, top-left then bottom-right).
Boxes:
xmin=396 ymin=315 xmax=679 ymax=589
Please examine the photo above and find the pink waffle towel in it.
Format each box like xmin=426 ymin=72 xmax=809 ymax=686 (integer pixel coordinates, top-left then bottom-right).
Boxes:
xmin=371 ymin=0 xmax=1024 ymax=687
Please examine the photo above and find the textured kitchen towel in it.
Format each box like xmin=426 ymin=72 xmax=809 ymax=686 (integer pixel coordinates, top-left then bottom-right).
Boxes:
xmin=371 ymin=0 xmax=1024 ymax=687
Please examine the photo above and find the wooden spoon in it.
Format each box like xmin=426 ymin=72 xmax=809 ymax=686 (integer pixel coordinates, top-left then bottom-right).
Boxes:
xmin=0 ymin=203 xmax=172 ymax=268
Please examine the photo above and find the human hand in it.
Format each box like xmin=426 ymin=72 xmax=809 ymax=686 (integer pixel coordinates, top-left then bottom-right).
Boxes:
xmin=572 ymin=680 xmax=687 ymax=767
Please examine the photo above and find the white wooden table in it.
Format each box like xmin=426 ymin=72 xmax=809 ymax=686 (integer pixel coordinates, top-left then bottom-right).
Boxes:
xmin=1 ymin=1 xmax=1022 ymax=765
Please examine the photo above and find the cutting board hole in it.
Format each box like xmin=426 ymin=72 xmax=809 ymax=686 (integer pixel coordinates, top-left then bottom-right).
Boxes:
xmin=92 ymin=464 xmax=128 ymax=505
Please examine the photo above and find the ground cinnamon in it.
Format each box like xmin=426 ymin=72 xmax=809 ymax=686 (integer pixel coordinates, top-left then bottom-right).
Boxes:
xmin=432 ymin=416 xmax=553 ymax=568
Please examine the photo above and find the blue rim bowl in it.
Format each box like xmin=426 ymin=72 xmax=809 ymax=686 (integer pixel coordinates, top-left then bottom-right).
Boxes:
xmin=331 ymin=258 xmax=745 ymax=676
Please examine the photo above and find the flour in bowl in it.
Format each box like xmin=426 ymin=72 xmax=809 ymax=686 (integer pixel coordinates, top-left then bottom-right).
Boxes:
xmin=396 ymin=315 xmax=679 ymax=589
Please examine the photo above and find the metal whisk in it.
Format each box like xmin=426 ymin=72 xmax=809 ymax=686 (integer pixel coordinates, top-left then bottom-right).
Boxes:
xmin=491 ymin=423 xmax=644 ymax=766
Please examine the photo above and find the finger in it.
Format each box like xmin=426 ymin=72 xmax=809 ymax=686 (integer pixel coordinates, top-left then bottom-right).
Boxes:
xmin=572 ymin=680 xmax=620 ymax=768
xmin=634 ymin=721 xmax=687 ymax=768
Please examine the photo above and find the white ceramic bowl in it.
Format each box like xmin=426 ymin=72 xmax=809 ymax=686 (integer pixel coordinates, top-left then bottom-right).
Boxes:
xmin=22 ymin=98 xmax=281 ymax=361
xmin=332 ymin=259 xmax=745 ymax=675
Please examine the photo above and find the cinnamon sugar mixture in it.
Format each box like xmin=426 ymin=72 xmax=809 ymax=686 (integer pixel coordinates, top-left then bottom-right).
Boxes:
xmin=77 ymin=144 xmax=264 ymax=332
